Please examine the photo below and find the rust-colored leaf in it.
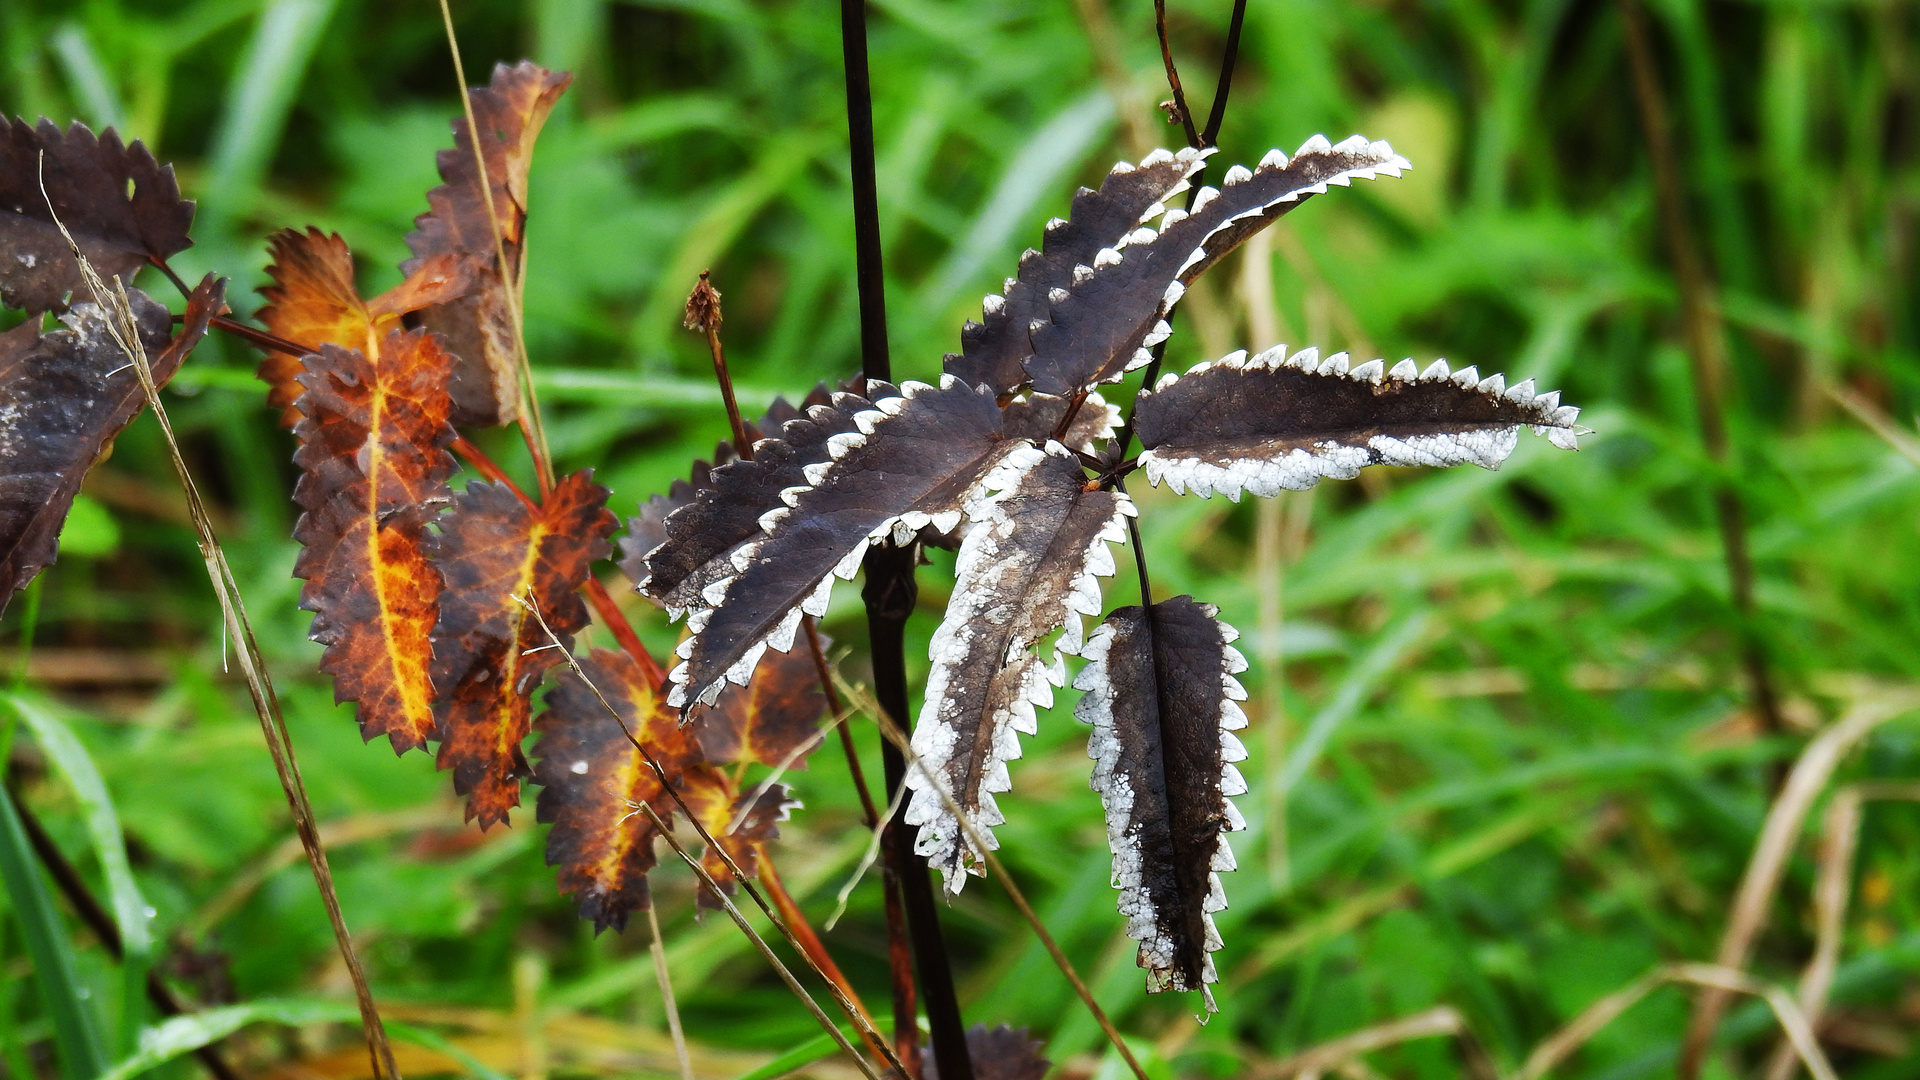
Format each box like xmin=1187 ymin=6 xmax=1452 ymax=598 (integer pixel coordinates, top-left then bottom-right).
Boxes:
xmin=680 ymin=775 xmax=795 ymax=910
xmin=531 ymin=647 xmax=703 ymax=930
xmin=255 ymin=228 xmax=469 ymax=425
xmin=0 ymin=119 xmax=194 ymax=314
xmin=0 ymin=277 xmax=221 ymax=612
xmin=432 ymin=470 xmax=616 ymax=828
xmin=291 ymin=329 xmax=458 ymax=754
xmin=687 ymin=639 xmax=830 ymax=769
xmin=402 ymin=62 xmax=572 ymax=428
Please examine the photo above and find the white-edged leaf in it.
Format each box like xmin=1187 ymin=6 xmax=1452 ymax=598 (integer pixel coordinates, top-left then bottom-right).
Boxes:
xmin=1075 ymin=596 xmax=1248 ymax=1009
xmin=1134 ymin=345 xmax=1583 ymax=499
xmin=904 ymin=445 xmax=1134 ymax=891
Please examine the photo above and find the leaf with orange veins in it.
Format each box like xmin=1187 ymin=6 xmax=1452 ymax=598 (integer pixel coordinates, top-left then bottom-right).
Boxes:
xmin=680 ymin=774 xmax=797 ymax=910
xmin=402 ymin=61 xmax=572 ymax=428
xmin=432 ymin=470 xmax=617 ymax=829
xmin=255 ymin=227 xmax=469 ymax=425
xmin=532 ymin=647 xmax=703 ymax=931
xmin=688 ymin=639 xmax=831 ymax=770
xmin=290 ymin=330 xmax=459 ymax=753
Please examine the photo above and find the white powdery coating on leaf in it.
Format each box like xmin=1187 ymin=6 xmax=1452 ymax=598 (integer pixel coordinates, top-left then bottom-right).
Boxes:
xmin=1072 ymin=604 xmax=1248 ymax=1003
xmin=905 ymin=443 xmax=1132 ymax=893
xmin=1133 ymin=344 xmax=1584 ymax=499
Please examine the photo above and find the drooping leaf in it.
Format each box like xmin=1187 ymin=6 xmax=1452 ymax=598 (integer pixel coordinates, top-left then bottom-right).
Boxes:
xmin=1133 ymin=345 xmax=1583 ymax=499
xmin=1074 ymin=596 xmax=1249 ymax=1008
xmin=668 ymin=378 xmax=1030 ymax=710
xmin=0 ymin=277 xmax=221 ymax=613
xmin=290 ymin=330 xmax=458 ymax=753
xmin=923 ymin=1026 xmax=1050 ymax=1080
xmin=532 ymin=647 xmax=703 ymax=930
xmin=942 ymin=146 xmax=1208 ymax=396
xmin=687 ymin=639 xmax=831 ymax=769
xmin=432 ymin=470 xmax=617 ymax=827
xmin=1025 ymin=134 xmax=1410 ymax=397
xmin=254 ymin=228 xmax=469 ymax=425
xmin=402 ymin=62 xmax=572 ymax=428
xmin=0 ymin=119 xmax=194 ymax=314
xmin=630 ymin=382 xmax=869 ymax=615
xmin=680 ymin=778 xmax=796 ymax=909
xmin=904 ymin=444 xmax=1133 ymax=891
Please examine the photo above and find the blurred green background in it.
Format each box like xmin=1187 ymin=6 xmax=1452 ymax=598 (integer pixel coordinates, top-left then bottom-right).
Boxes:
xmin=3 ymin=0 xmax=1920 ymax=1077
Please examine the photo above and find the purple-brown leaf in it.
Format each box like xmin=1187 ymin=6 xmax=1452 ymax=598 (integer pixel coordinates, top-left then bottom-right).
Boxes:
xmin=1075 ymin=596 xmax=1248 ymax=1008
xmin=905 ymin=444 xmax=1133 ymax=890
xmin=1134 ymin=345 xmax=1583 ymax=499
xmin=0 ymin=278 xmax=220 ymax=612
xmin=0 ymin=119 xmax=194 ymax=313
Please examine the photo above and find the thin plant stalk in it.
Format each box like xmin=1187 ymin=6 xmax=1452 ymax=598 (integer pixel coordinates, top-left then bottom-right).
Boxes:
xmin=644 ymin=903 xmax=694 ymax=1080
xmin=1251 ymin=1007 xmax=1489 ymax=1080
xmin=40 ymin=176 xmax=400 ymax=1080
xmin=1674 ymin=687 xmax=1920 ymax=1078
xmin=511 ymin=595 xmax=904 ymax=1079
xmin=435 ymin=0 xmax=555 ymax=496
xmin=1618 ymin=0 xmax=1785 ymax=773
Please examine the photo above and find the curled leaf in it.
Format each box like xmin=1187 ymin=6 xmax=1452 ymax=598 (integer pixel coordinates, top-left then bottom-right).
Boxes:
xmin=290 ymin=330 xmax=458 ymax=753
xmin=0 ymin=119 xmax=194 ymax=314
xmin=923 ymin=1026 xmax=1049 ymax=1080
xmin=1025 ymin=134 xmax=1409 ymax=397
xmin=403 ymin=62 xmax=572 ymax=428
xmin=1075 ymin=596 xmax=1249 ymax=1008
xmin=432 ymin=471 xmax=617 ymax=827
xmin=1134 ymin=345 xmax=1583 ymax=499
xmin=680 ymin=779 xmax=796 ymax=910
xmin=0 ymin=277 xmax=220 ymax=612
xmin=905 ymin=445 xmax=1133 ymax=891
xmin=943 ymin=146 xmax=1208 ymax=396
xmin=668 ymin=378 xmax=1028 ymax=710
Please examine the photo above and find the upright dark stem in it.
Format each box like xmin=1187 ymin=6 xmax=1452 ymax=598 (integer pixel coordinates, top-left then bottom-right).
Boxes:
xmin=1620 ymin=3 xmax=1785 ymax=1074
xmin=841 ymin=2 xmax=968 ymax=1077
xmin=1198 ymin=0 xmax=1247 ymax=148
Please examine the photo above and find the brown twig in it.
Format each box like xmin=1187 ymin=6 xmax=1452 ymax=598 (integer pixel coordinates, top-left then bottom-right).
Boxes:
xmin=1152 ymin=0 xmax=1200 ymax=147
xmin=1618 ymin=0 xmax=1786 ymax=777
xmin=12 ymin=792 xmax=243 ymax=1080
xmin=435 ymin=0 xmax=554 ymax=499
xmin=685 ymin=271 xmax=749 ymax=452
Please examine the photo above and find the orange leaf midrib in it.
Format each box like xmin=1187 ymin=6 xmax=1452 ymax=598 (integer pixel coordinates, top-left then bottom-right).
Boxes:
xmin=363 ymin=327 xmax=438 ymax=735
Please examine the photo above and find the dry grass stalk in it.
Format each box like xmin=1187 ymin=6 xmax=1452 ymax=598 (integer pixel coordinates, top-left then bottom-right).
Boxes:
xmin=644 ymin=903 xmax=695 ymax=1080
xmin=1249 ymin=1006 xmax=1492 ymax=1080
xmin=39 ymin=165 xmax=401 ymax=1079
xmin=1680 ymin=687 xmax=1920 ymax=1071
xmin=1518 ymin=963 xmax=1837 ymax=1080
xmin=1760 ymin=780 xmax=1920 ymax=1080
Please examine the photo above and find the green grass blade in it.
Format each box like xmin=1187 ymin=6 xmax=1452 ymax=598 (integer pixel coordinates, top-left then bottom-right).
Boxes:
xmin=731 ymin=1022 xmax=859 ymax=1080
xmin=0 ymin=782 xmax=108 ymax=1080
xmin=197 ymin=0 xmax=339 ymax=238
xmin=10 ymin=695 xmax=153 ymax=959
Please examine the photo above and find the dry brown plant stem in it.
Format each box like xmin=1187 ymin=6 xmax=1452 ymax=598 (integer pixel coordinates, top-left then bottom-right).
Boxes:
xmin=1152 ymin=0 xmax=1200 ymax=146
xmin=436 ymin=0 xmax=555 ymax=497
xmin=644 ymin=903 xmax=695 ymax=1080
xmin=1618 ymin=0 xmax=1786 ymax=765
xmin=513 ymin=597 xmax=902 ymax=1079
xmin=40 ymin=172 xmax=401 ymax=1080
xmin=1760 ymin=780 xmax=1920 ymax=1080
xmin=1251 ymin=1007 xmax=1491 ymax=1080
xmin=1676 ymin=687 xmax=1920 ymax=1077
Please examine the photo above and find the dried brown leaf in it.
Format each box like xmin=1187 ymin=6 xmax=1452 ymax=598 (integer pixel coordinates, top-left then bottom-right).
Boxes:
xmin=291 ymin=329 xmax=459 ymax=753
xmin=402 ymin=61 xmax=572 ymax=427
xmin=432 ymin=470 xmax=616 ymax=827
